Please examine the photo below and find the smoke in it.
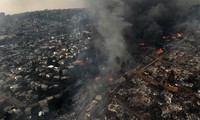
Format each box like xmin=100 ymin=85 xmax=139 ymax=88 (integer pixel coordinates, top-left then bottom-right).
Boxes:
xmin=124 ymin=0 xmax=200 ymax=46
xmin=86 ymin=0 xmax=132 ymax=74
xmin=73 ymin=0 xmax=200 ymax=119
xmin=177 ymin=5 xmax=200 ymax=43
xmin=86 ymin=0 xmax=181 ymax=72
xmin=121 ymin=0 xmax=181 ymax=46
xmin=86 ymin=0 xmax=200 ymax=51
xmin=0 ymin=0 xmax=85 ymax=14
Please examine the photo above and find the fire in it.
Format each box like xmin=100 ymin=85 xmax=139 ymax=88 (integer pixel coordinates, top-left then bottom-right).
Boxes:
xmin=75 ymin=60 xmax=84 ymax=65
xmin=139 ymin=42 xmax=145 ymax=46
xmin=171 ymin=32 xmax=183 ymax=39
xmin=171 ymin=34 xmax=177 ymax=39
xmin=177 ymin=32 xmax=183 ymax=38
xmin=108 ymin=76 xmax=113 ymax=81
xmin=75 ymin=58 xmax=90 ymax=65
xmin=162 ymin=35 xmax=169 ymax=39
xmin=156 ymin=48 xmax=164 ymax=54
xmin=95 ymin=76 xmax=102 ymax=81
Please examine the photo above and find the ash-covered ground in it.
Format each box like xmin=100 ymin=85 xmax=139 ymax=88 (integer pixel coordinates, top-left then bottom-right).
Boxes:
xmin=0 ymin=2 xmax=200 ymax=120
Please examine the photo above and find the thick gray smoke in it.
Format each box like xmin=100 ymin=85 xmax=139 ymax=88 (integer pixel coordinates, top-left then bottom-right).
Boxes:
xmin=87 ymin=0 xmax=200 ymax=50
xmin=177 ymin=5 xmax=200 ymax=43
xmin=127 ymin=0 xmax=179 ymax=42
xmin=87 ymin=0 xmax=131 ymax=74
xmin=75 ymin=0 xmax=200 ymax=118
xmin=127 ymin=0 xmax=199 ymax=43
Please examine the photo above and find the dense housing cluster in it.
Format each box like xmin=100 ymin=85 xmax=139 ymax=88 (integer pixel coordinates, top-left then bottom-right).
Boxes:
xmin=0 ymin=9 xmax=93 ymax=119
xmin=0 ymin=9 xmax=199 ymax=120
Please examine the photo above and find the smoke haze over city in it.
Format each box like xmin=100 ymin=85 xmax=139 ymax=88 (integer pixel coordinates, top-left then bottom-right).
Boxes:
xmin=0 ymin=0 xmax=86 ymax=14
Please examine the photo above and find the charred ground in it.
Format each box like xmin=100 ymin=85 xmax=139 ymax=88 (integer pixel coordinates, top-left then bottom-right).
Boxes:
xmin=0 ymin=4 xmax=199 ymax=120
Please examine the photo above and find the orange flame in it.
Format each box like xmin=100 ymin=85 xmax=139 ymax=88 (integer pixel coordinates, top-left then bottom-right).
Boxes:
xmin=162 ymin=35 xmax=169 ymax=39
xmin=95 ymin=76 xmax=102 ymax=81
xmin=156 ymin=48 xmax=164 ymax=54
xmin=171 ymin=34 xmax=177 ymax=39
xmin=140 ymin=42 xmax=145 ymax=46
xmin=76 ymin=60 xmax=84 ymax=65
xmin=177 ymin=32 xmax=183 ymax=37
xmin=108 ymin=76 xmax=113 ymax=81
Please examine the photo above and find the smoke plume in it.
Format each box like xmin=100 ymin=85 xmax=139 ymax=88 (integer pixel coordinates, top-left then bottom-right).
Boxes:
xmin=177 ymin=4 xmax=200 ymax=43
xmin=87 ymin=0 xmax=200 ymax=51
xmin=86 ymin=0 xmax=132 ymax=74
xmin=75 ymin=0 xmax=200 ymax=118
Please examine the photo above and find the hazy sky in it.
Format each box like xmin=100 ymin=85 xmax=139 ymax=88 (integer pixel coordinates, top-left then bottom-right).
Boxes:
xmin=0 ymin=0 xmax=86 ymax=14
xmin=0 ymin=0 xmax=199 ymax=14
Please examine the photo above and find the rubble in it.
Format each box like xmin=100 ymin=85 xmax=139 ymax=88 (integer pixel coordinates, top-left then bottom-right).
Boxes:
xmin=103 ymin=36 xmax=199 ymax=119
xmin=0 ymin=8 xmax=199 ymax=120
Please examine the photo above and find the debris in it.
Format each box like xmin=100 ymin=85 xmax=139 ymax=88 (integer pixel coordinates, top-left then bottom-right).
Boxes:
xmin=95 ymin=95 xmax=102 ymax=101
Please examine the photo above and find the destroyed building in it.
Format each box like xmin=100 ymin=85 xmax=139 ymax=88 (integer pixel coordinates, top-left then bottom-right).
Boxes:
xmin=0 ymin=3 xmax=199 ymax=120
